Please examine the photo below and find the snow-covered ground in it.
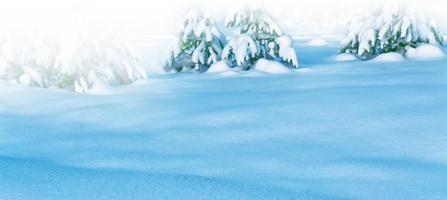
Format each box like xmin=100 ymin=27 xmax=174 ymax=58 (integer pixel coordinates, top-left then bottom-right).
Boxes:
xmin=1 ymin=39 xmax=447 ymax=199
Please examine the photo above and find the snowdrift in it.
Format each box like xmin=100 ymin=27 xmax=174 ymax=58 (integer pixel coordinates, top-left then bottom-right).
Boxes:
xmin=406 ymin=44 xmax=445 ymax=60
xmin=370 ymin=52 xmax=405 ymax=62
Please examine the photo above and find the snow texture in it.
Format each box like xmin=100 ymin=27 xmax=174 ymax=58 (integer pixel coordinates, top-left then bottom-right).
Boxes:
xmin=2 ymin=41 xmax=447 ymax=199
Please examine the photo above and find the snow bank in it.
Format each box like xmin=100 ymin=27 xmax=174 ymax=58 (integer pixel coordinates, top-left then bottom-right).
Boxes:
xmin=207 ymin=61 xmax=232 ymax=73
xmin=333 ymin=53 xmax=358 ymax=62
xmin=406 ymin=44 xmax=445 ymax=60
xmin=306 ymin=37 xmax=329 ymax=46
xmin=254 ymin=59 xmax=292 ymax=74
xmin=370 ymin=53 xmax=405 ymax=63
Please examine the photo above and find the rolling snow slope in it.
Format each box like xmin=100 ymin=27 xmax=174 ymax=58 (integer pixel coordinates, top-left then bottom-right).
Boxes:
xmin=1 ymin=40 xmax=447 ymax=199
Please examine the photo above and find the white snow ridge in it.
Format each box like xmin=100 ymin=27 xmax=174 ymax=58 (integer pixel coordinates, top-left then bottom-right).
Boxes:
xmin=406 ymin=44 xmax=445 ymax=60
xmin=306 ymin=37 xmax=329 ymax=46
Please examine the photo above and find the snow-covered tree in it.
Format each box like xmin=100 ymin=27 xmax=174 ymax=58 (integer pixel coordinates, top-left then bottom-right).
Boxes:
xmin=340 ymin=5 xmax=444 ymax=60
xmin=0 ymin=32 xmax=146 ymax=93
xmin=223 ymin=8 xmax=298 ymax=69
xmin=166 ymin=10 xmax=226 ymax=73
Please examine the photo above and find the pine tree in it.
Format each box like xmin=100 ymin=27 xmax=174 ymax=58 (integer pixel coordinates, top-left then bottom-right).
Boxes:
xmin=340 ymin=5 xmax=444 ymax=60
xmin=0 ymin=32 xmax=146 ymax=93
xmin=223 ymin=8 xmax=298 ymax=69
xmin=166 ymin=10 xmax=226 ymax=73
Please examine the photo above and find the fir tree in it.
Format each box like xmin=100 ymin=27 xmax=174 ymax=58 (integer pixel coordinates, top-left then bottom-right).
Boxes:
xmin=166 ymin=10 xmax=226 ymax=72
xmin=0 ymin=32 xmax=146 ymax=93
xmin=223 ymin=8 xmax=298 ymax=69
xmin=340 ymin=6 xmax=444 ymax=60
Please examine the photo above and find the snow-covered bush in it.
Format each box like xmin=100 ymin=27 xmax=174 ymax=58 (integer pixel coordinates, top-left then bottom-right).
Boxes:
xmin=340 ymin=6 xmax=444 ymax=60
xmin=223 ymin=8 xmax=299 ymax=69
xmin=166 ymin=11 xmax=226 ymax=73
xmin=0 ymin=32 xmax=146 ymax=93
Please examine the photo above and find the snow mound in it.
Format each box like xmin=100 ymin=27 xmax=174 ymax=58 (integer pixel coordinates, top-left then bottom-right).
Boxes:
xmin=207 ymin=61 xmax=232 ymax=73
xmin=254 ymin=59 xmax=292 ymax=74
xmin=370 ymin=53 xmax=405 ymax=63
xmin=306 ymin=37 xmax=329 ymax=46
xmin=406 ymin=44 xmax=445 ymax=60
xmin=334 ymin=53 xmax=358 ymax=62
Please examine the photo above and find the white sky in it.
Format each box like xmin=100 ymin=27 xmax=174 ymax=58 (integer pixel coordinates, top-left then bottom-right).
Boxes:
xmin=0 ymin=0 xmax=445 ymax=36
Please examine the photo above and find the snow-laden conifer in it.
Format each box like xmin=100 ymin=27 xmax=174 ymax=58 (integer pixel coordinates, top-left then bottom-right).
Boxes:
xmin=223 ymin=8 xmax=299 ymax=69
xmin=0 ymin=32 xmax=146 ymax=93
xmin=340 ymin=4 xmax=444 ymax=60
xmin=166 ymin=10 xmax=226 ymax=72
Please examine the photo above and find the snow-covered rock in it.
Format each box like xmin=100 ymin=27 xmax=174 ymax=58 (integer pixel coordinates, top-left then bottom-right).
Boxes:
xmin=306 ymin=37 xmax=329 ymax=46
xmin=333 ymin=53 xmax=359 ymax=62
xmin=405 ymin=44 xmax=445 ymax=60
xmin=370 ymin=52 xmax=405 ymax=63
xmin=254 ymin=59 xmax=292 ymax=74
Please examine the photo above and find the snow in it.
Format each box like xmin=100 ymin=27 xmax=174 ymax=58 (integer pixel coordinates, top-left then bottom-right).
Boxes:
xmin=277 ymin=35 xmax=299 ymax=68
xmin=206 ymin=61 xmax=232 ymax=73
xmin=340 ymin=3 xmax=444 ymax=60
xmin=253 ymin=59 xmax=292 ymax=74
xmin=222 ymin=34 xmax=257 ymax=66
xmin=406 ymin=44 xmax=445 ymax=60
xmin=0 ymin=31 xmax=146 ymax=93
xmin=167 ymin=11 xmax=226 ymax=72
xmin=370 ymin=52 xmax=405 ymax=62
xmin=2 ymin=40 xmax=447 ymax=199
xmin=333 ymin=53 xmax=359 ymax=62
xmin=306 ymin=37 xmax=329 ymax=46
